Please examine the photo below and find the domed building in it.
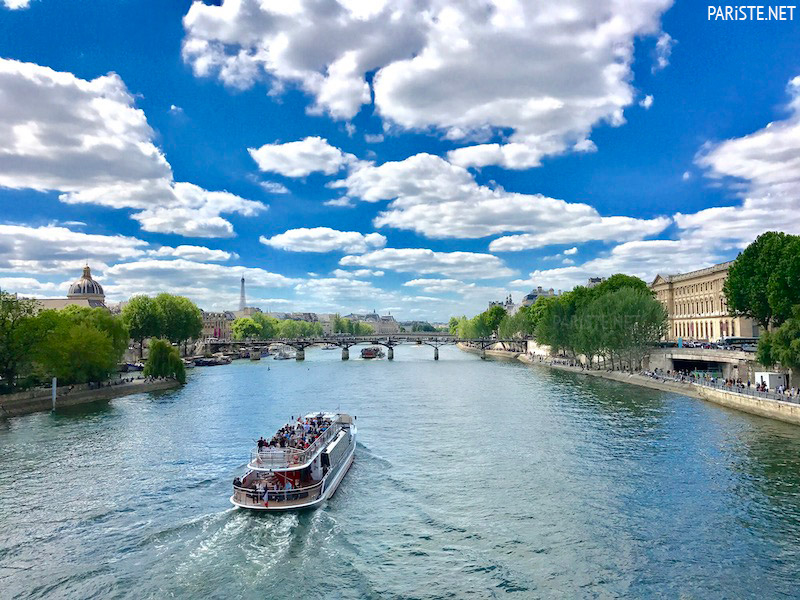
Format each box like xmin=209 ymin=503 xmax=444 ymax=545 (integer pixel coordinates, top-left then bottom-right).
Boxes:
xmin=67 ymin=265 xmax=105 ymax=303
xmin=35 ymin=264 xmax=108 ymax=311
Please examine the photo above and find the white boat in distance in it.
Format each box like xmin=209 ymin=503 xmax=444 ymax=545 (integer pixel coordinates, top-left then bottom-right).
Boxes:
xmin=231 ymin=412 xmax=357 ymax=511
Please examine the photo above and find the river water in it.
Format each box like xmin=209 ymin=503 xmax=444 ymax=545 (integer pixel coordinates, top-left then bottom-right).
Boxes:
xmin=2 ymin=346 xmax=800 ymax=598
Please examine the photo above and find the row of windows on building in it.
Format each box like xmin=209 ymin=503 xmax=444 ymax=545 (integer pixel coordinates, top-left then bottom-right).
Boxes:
xmin=674 ymin=295 xmax=729 ymax=317
xmin=674 ymin=319 xmax=737 ymax=340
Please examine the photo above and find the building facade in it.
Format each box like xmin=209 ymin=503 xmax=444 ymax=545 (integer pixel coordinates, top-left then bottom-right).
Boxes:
xmin=651 ymin=261 xmax=758 ymax=342
xmin=202 ymin=310 xmax=235 ymax=340
xmin=520 ymin=286 xmax=557 ymax=307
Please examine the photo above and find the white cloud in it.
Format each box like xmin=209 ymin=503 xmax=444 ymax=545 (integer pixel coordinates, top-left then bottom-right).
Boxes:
xmin=513 ymin=238 xmax=725 ymax=292
xmin=248 ymin=136 xmax=356 ymax=177
xmin=3 ymin=0 xmax=30 ymax=9
xmin=563 ymin=247 xmax=578 ymax=255
xmin=331 ymin=268 xmax=384 ymax=278
xmin=403 ymin=278 xmax=474 ymax=294
xmin=0 ymin=224 xmax=147 ymax=274
xmin=323 ymin=196 xmax=355 ymax=208
xmin=182 ymin=0 xmax=673 ymax=168
xmin=340 ymin=248 xmax=515 ymax=279
xmin=169 ymin=104 xmax=184 ymax=114
xmin=260 ymin=227 xmax=387 ymax=253
xmin=0 ymin=277 xmax=65 ymax=295
xmin=104 ymin=259 xmax=299 ymax=308
xmin=148 ymin=245 xmax=238 ymax=262
xmin=640 ymin=95 xmax=654 ymax=110
xmin=562 ymin=258 xmax=574 ymax=265
xmin=364 ymin=133 xmax=384 ymax=143
xmin=0 ymin=58 xmax=264 ymax=237
xmin=682 ymin=171 xmax=691 ymax=181
xmin=258 ymin=181 xmax=290 ymax=194
xmin=653 ymin=32 xmax=674 ymax=72
xmin=333 ymin=152 xmax=670 ymax=244
xmin=689 ymin=75 xmax=800 ymax=244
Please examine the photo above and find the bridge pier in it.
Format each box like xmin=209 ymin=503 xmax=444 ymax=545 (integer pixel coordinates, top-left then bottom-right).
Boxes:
xmin=480 ymin=347 xmax=486 ymax=359
xmin=434 ymin=347 xmax=439 ymax=361
xmin=387 ymin=347 xmax=394 ymax=360
xmin=296 ymin=348 xmax=305 ymax=361
xmin=342 ymin=347 xmax=349 ymax=361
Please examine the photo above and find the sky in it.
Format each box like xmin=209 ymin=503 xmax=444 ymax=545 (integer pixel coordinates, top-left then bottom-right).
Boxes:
xmin=0 ymin=0 xmax=799 ymax=321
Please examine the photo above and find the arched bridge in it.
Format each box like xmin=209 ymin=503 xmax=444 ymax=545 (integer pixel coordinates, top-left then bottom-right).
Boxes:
xmin=207 ymin=334 xmax=523 ymax=361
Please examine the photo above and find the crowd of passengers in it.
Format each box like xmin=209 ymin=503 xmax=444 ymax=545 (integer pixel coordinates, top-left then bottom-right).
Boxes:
xmin=256 ymin=415 xmax=334 ymax=452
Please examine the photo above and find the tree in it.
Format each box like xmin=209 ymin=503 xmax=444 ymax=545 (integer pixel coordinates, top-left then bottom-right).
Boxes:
xmin=448 ymin=317 xmax=459 ymax=335
xmin=34 ymin=320 xmax=117 ymax=384
xmin=0 ymin=291 xmax=39 ymax=391
xmin=591 ymin=274 xmax=652 ymax=297
xmin=252 ymin=312 xmax=279 ymax=339
xmin=756 ymin=305 xmax=800 ymax=371
xmin=61 ymin=305 xmax=129 ymax=359
xmin=724 ymin=232 xmax=799 ymax=329
xmin=122 ymin=295 xmax=164 ymax=359
xmin=483 ymin=305 xmax=507 ymax=336
xmin=232 ymin=317 xmax=261 ymax=340
xmin=144 ymin=338 xmax=186 ymax=383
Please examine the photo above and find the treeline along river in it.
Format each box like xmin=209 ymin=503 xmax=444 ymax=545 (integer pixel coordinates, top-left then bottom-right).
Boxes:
xmin=2 ymin=346 xmax=800 ymax=598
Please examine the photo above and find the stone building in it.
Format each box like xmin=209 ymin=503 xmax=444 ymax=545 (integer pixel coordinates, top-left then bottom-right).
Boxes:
xmin=520 ymin=286 xmax=556 ymax=307
xmin=650 ymin=261 xmax=758 ymax=342
xmin=201 ymin=310 xmax=235 ymax=340
xmin=35 ymin=265 xmax=108 ymax=311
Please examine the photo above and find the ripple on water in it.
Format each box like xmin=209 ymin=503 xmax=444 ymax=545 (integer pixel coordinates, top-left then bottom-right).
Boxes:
xmin=3 ymin=348 xmax=800 ymax=598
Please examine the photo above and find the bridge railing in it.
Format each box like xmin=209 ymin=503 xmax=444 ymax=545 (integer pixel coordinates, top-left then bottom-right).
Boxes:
xmin=644 ymin=372 xmax=799 ymax=405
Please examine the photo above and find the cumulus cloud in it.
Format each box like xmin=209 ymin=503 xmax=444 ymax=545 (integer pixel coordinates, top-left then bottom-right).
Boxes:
xmin=258 ymin=181 xmax=290 ymax=194
xmin=332 ymin=152 xmax=670 ymax=244
xmin=690 ymin=75 xmax=800 ymax=244
xmin=182 ymin=0 xmax=673 ymax=168
xmin=340 ymin=248 xmax=515 ymax=279
xmin=260 ymin=227 xmax=387 ymax=253
xmin=512 ymin=238 xmax=725 ymax=292
xmin=331 ymin=268 xmax=384 ymax=278
xmin=3 ymin=0 xmax=30 ymax=9
xmin=403 ymin=278 xmax=474 ymax=294
xmin=0 ymin=58 xmax=264 ymax=237
xmin=104 ymin=259 xmax=299 ymax=308
xmin=640 ymin=95 xmax=654 ymax=109
xmin=653 ymin=32 xmax=674 ymax=72
xmin=563 ymin=247 xmax=578 ymax=255
xmin=0 ymin=224 xmax=147 ymax=274
xmin=248 ymin=136 xmax=356 ymax=177
xmin=147 ymin=245 xmax=238 ymax=262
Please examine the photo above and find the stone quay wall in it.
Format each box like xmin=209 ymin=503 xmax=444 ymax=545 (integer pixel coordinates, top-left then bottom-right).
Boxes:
xmin=0 ymin=378 xmax=181 ymax=418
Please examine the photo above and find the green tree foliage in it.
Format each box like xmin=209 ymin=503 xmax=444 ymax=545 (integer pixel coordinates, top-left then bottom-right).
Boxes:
xmin=61 ymin=305 xmax=129 ymax=359
xmin=724 ymin=232 xmax=800 ymax=329
xmin=252 ymin=313 xmax=280 ymax=339
xmin=0 ymin=291 xmax=39 ymax=391
xmin=448 ymin=317 xmax=459 ymax=335
xmin=144 ymin=338 xmax=186 ymax=383
xmin=232 ymin=317 xmax=261 ymax=340
xmin=154 ymin=293 xmax=202 ymax=346
xmin=591 ymin=274 xmax=651 ymax=297
xmin=534 ymin=287 xmax=666 ymax=370
xmin=756 ymin=305 xmax=800 ymax=371
xmin=122 ymin=295 xmax=164 ymax=358
xmin=34 ymin=320 xmax=118 ymax=384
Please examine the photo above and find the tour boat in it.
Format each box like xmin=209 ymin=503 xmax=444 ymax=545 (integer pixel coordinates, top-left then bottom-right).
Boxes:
xmin=231 ymin=412 xmax=357 ymax=511
xmin=361 ymin=346 xmax=384 ymax=359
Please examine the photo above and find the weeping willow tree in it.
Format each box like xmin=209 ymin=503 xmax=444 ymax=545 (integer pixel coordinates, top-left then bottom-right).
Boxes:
xmin=144 ymin=339 xmax=186 ymax=383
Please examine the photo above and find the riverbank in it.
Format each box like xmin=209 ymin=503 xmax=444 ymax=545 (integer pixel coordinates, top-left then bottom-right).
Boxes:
xmin=457 ymin=342 xmax=521 ymax=359
xmin=517 ymin=354 xmax=800 ymax=426
xmin=0 ymin=378 xmax=181 ymax=418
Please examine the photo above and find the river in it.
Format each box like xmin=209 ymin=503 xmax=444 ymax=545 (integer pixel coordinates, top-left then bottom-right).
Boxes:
xmin=2 ymin=345 xmax=800 ymax=598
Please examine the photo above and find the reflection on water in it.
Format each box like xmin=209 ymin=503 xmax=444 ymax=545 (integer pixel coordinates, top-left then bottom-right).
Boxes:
xmin=2 ymin=346 xmax=800 ymax=598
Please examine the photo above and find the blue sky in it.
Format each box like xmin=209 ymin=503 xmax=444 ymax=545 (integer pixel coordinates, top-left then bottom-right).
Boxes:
xmin=1 ymin=0 xmax=799 ymax=320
